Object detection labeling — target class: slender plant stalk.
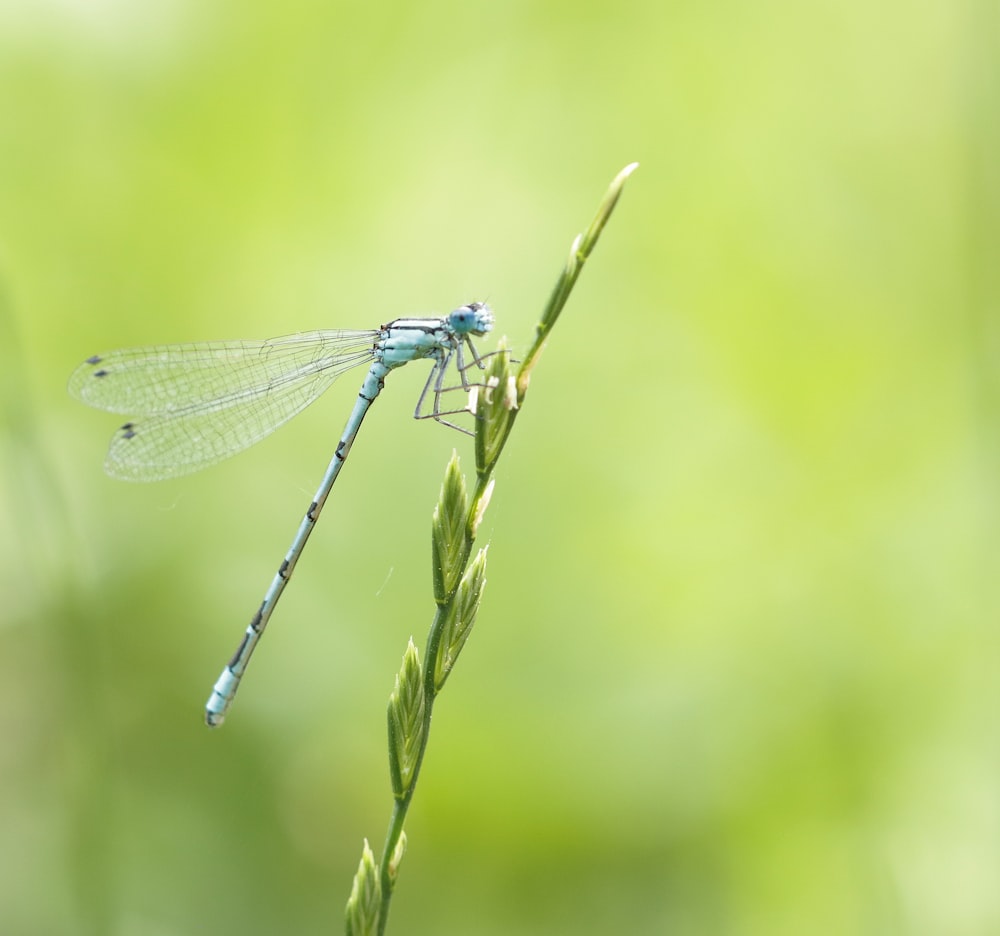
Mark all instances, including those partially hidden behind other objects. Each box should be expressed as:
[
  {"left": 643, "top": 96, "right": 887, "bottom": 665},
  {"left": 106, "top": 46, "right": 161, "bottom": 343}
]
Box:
[{"left": 344, "top": 163, "right": 638, "bottom": 936}]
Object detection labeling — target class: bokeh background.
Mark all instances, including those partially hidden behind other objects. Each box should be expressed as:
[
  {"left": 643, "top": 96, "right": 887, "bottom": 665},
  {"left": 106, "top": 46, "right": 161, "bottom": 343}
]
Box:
[{"left": 1, "top": 1, "right": 997, "bottom": 933}]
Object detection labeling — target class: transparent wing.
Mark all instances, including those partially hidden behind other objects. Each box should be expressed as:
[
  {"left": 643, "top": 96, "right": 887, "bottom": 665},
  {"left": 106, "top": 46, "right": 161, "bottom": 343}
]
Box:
[{"left": 68, "top": 330, "right": 379, "bottom": 482}]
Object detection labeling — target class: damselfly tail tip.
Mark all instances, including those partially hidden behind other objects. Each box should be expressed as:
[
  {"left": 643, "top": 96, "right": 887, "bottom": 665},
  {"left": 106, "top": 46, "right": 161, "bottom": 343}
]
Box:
[{"left": 205, "top": 709, "right": 225, "bottom": 728}]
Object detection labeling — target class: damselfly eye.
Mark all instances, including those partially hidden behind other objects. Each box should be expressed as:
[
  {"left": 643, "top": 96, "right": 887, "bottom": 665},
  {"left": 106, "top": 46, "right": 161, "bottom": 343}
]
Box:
[{"left": 449, "top": 302, "right": 492, "bottom": 336}]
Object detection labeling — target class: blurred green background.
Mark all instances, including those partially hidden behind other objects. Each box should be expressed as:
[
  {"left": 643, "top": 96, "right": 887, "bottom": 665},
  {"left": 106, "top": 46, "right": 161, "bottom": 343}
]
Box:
[{"left": 1, "top": 0, "right": 997, "bottom": 933}]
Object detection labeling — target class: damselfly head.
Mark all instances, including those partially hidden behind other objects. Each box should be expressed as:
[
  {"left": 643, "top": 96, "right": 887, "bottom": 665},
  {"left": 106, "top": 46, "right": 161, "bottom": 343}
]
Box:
[{"left": 449, "top": 302, "right": 493, "bottom": 337}]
